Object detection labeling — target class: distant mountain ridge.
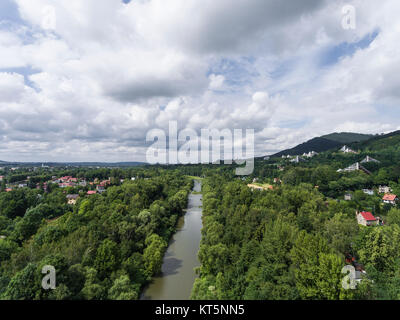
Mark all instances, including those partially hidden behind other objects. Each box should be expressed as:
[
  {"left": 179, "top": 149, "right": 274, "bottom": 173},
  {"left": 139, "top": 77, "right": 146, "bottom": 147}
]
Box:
[
  {"left": 272, "top": 132, "right": 373, "bottom": 157},
  {"left": 0, "top": 161, "right": 146, "bottom": 167},
  {"left": 321, "top": 132, "right": 373, "bottom": 144}
]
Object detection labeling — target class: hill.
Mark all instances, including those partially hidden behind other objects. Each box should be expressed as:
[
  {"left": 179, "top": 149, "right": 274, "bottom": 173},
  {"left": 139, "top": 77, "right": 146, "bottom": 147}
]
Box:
[
  {"left": 350, "top": 130, "right": 400, "bottom": 152},
  {"left": 272, "top": 132, "right": 373, "bottom": 157},
  {"left": 321, "top": 132, "right": 373, "bottom": 144}
]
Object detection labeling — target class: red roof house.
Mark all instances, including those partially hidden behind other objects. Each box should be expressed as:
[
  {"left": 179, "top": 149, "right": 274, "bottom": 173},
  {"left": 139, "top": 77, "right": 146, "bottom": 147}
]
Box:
[
  {"left": 357, "top": 211, "right": 377, "bottom": 226},
  {"left": 383, "top": 194, "right": 398, "bottom": 205},
  {"left": 87, "top": 190, "right": 97, "bottom": 195}
]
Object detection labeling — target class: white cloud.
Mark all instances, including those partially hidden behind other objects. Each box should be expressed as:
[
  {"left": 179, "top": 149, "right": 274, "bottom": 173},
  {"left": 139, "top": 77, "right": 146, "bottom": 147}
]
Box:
[
  {"left": 0, "top": 72, "right": 25, "bottom": 102},
  {"left": 208, "top": 74, "right": 225, "bottom": 90},
  {"left": 0, "top": 0, "right": 399, "bottom": 161}
]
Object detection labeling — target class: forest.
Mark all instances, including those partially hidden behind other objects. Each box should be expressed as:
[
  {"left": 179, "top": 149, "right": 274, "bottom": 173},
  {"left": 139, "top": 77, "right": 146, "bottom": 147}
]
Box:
[
  {"left": 191, "top": 175, "right": 400, "bottom": 300},
  {"left": 0, "top": 169, "right": 192, "bottom": 299},
  {"left": 190, "top": 131, "right": 400, "bottom": 300}
]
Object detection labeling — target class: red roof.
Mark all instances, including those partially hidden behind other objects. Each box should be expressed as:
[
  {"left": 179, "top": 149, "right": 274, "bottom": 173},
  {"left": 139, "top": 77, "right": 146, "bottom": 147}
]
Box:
[
  {"left": 383, "top": 194, "right": 397, "bottom": 201},
  {"left": 87, "top": 191, "right": 97, "bottom": 195},
  {"left": 360, "top": 211, "right": 376, "bottom": 221}
]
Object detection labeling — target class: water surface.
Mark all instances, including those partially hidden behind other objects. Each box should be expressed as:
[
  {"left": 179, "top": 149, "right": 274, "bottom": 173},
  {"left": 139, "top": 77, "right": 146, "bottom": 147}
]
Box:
[{"left": 141, "top": 180, "right": 202, "bottom": 300}]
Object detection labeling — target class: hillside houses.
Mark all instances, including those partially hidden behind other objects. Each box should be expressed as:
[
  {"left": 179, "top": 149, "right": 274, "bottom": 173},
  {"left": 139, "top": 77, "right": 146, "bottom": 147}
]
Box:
[
  {"left": 290, "top": 156, "right": 306, "bottom": 164},
  {"left": 361, "top": 156, "right": 380, "bottom": 164},
  {"left": 247, "top": 184, "right": 273, "bottom": 191},
  {"left": 344, "top": 193, "right": 354, "bottom": 201},
  {"left": 362, "top": 189, "right": 374, "bottom": 196},
  {"left": 379, "top": 186, "right": 392, "bottom": 194},
  {"left": 337, "top": 162, "right": 371, "bottom": 175},
  {"left": 340, "top": 145, "right": 358, "bottom": 154},
  {"left": 302, "top": 151, "right": 318, "bottom": 158},
  {"left": 356, "top": 211, "right": 383, "bottom": 226},
  {"left": 66, "top": 194, "right": 79, "bottom": 205},
  {"left": 96, "top": 185, "right": 106, "bottom": 193},
  {"left": 383, "top": 194, "right": 398, "bottom": 205}
]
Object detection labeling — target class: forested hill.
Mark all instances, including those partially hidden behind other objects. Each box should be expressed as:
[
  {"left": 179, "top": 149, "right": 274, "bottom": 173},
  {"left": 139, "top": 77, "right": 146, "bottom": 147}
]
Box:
[
  {"left": 272, "top": 132, "right": 372, "bottom": 157},
  {"left": 321, "top": 132, "right": 373, "bottom": 144},
  {"left": 349, "top": 130, "right": 400, "bottom": 152}
]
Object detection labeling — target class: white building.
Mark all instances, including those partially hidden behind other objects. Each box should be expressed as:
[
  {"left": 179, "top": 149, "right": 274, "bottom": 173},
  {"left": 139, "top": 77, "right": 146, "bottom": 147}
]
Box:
[
  {"left": 379, "top": 186, "right": 392, "bottom": 194},
  {"left": 303, "top": 151, "right": 318, "bottom": 158},
  {"left": 340, "top": 145, "right": 357, "bottom": 154},
  {"left": 361, "top": 156, "right": 380, "bottom": 164},
  {"left": 363, "top": 189, "right": 374, "bottom": 196}
]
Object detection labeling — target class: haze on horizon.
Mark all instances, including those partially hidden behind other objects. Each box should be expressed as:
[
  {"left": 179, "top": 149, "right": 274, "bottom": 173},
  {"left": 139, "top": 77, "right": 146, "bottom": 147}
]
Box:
[{"left": 0, "top": 0, "right": 399, "bottom": 163}]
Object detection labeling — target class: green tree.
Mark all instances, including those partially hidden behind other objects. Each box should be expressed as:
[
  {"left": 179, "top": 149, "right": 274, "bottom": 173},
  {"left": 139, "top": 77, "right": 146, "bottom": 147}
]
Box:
[
  {"left": 3, "top": 263, "right": 41, "bottom": 300},
  {"left": 94, "top": 239, "right": 120, "bottom": 279},
  {"left": 143, "top": 234, "right": 167, "bottom": 275},
  {"left": 108, "top": 275, "right": 138, "bottom": 300}
]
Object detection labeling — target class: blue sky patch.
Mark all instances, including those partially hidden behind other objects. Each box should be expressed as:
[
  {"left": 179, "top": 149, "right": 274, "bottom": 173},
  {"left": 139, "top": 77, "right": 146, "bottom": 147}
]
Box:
[{"left": 319, "top": 29, "right": 379, "bottom": 67}]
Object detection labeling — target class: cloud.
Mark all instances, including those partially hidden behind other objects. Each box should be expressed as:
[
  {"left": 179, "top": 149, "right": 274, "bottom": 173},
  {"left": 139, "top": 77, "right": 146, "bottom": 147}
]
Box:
[
  {"left": 0, "top": 72, "right": 26, "bottom": 101},
  {"left": 0, "top": 0, "right": 399, "bottom": 161}
]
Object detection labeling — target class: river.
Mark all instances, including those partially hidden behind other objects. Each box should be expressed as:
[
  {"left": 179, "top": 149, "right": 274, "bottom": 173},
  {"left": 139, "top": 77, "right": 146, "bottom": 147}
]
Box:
[{"left": 140, "top": 179, "right": 203, "bottom": 300}]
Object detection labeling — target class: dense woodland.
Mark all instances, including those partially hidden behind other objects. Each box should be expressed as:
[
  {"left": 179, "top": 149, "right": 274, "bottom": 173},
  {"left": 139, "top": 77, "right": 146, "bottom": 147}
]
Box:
[
  {"left": 191, "top": 131, "right": 400, "bottom": 300},
  {"left": 191, "top": 176, "right": 400, "bottom": 300},
  {"left": 0, "top": 169, "right": 192, "bottom": 299}
]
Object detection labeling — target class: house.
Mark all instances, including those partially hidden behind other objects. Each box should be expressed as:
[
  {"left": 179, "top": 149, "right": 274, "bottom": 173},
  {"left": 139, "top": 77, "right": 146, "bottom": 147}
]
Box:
[
  {"left": 303, "top": 151, "right": 318, "bottom": 158},
  {"left": 5, "top": 188, "right": 12, "bottom": 192},
  {"left": 100, "top": 180, "right": 111, "bottom": 186},
  {"left": 0, "top": 176, "right": 3, "bottom": 182},
  {"left": 60, "top": 182, "right": 76, "bottom": 188},
  {"left": 344, "top": 193, "right": 353, "bottom": 201},
  {"left": 362, "top": 189, "right": 374, "bottom": 196},
  {"left": 290, "top": 155, "right": 305, "bottom": 163},
  {"left": 66, "top": 194, "right": 79, "bottom": 205},
  {"left": 356, "top": 211, "right": 377, "bottom": 226},
  {"left": 337, "top": 162, "right": 371, "bottom": 175},
  {"left": 379, "top": 186, "right": 392, "bottom": 194},
  {"left": 247, "top": 184, "right": 273, "bottom": 191},
  {"left": 383, "top": 194, "right": 398, "bottom": 205},
  {"left": 18, "top": 183, "right": 27, "bottom": 188},
  {"left": 87, "top": 190, "right": 97, "bottom": 195},
  {"left": 361, "top": 156, "right": 380, "bottom": 164},
  {"left": 340, "top": 145, "right": 357, "bottom": 154},
  {"left": 96, "top": 185, "right": 106, "bottom": 193},
  {"left": 79, "top": 180, "right": 87, "bottom": 187}
]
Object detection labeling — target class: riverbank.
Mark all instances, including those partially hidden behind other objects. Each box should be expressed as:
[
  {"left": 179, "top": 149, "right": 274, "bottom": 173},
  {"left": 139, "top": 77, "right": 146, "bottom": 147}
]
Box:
[{"left": 140, "top": 180, "right": 203, "bottom": 300}]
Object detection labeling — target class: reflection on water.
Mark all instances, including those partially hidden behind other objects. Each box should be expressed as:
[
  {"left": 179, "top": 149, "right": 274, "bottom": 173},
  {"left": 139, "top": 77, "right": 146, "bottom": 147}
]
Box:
[{"left": 141, "top": 180, "right": 202, "bottom": 300}]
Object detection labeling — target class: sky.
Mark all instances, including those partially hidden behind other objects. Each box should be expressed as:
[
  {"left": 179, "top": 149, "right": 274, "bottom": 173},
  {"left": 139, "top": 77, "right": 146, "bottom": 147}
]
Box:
[{"left": 0, "top": 0, "right": 400, "bottom": 162}]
